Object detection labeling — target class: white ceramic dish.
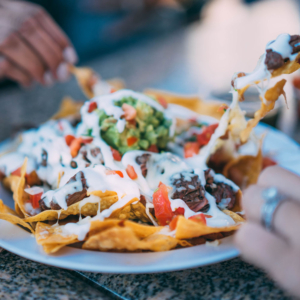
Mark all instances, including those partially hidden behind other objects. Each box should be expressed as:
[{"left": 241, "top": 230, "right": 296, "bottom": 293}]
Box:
[{"left": 0, "top": 106, "right": 299, "bottom": 273}]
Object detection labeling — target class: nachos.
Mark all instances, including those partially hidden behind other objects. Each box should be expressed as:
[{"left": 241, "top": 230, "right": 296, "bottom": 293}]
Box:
[{"left": 0, "top": 33, "right": 298, "bottom": 254}]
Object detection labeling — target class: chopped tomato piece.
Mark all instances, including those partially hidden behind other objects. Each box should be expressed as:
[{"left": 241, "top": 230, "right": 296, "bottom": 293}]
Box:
[
  {"left": 82, "top": 137, "right": 93, "bottom": 144},
  {"left": 30, "top": 193, "right": 43, "bottom": 209},
  {"left": 110, "top": 147, "right": 122, "bottom": 161},
  {"left": 127, "top": 137, "right": 138, "bottom": 146},
  {"left": 153, "top": 182, "right": 174, "bottom": 226},
  {"left": 197, "top": 124, "right": 219, "bottom": 147},
  {"left": 169, "top": 216, "right": 179, "bottom": 231},
  {"left": 262, "top": 157, "right": 277, "bottom": 170},
  {"left": 70, "top": 137, "right": 83, "bottom": 158},
  {"left": 110, "top": 88, "right": 117, "bottom": 93},
  {"left": 106, "top": 170, "right": 124, "bottom": 178},
  {"left": 58, "top": 121, "right": 64, "bottom": 131},
  {"left": 25, "top": 187, "right": 44, "bottom": 209},
  {"left": 65, "top": 134, "right": 75, "bottom": 146},
  {"left": 147, "top": 145, "right": 159, "bottom": 153},
  {"left": 189, "top": 213, "right": 207, "bottom": 225},
  {"left": 88, "top": 101, "right": 98, "bottom": 113},
  {"left": 11, "top": 167, "right": 21, "bottom": 177},
  {"left": 184, "top": 142, "right": 200, "bottom": 158},
  {"left": 157, "top": 96, "right": 168, "bottom": 109},
  {"left": 174, "top": 207, "right": 185, "bottom": 215},
  {"left": 122, "top": 103, "right": 136, "bottom": 121},
  {"left": 126, "top": 165, "right": 137, "bottom": 180}
]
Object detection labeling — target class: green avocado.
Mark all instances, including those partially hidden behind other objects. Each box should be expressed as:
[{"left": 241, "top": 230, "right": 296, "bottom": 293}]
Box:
[{"left": 96, "top": 96, "right": 171, "bottom": 154}]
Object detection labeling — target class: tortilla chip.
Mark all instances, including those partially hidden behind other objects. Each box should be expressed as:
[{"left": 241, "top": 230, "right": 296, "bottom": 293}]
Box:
[
  {"left": 0, "top": 199, "right": 34, "bottom": 233},
  {"left": 3, "top": 175, "right": 19, "bottom": 192},
  {"left": 223, "top": 148, "right": 263, "bottom": 190},
  {"left": 51, "top": 96, "right": 83, "bottom": 120},
  {"left": 223, "top": 209, "right": 245, "bottom": 223},
  {"left": 69, "top": 66, "right": 96, "bottom": 98},
  {"left": 144, "top": 89, "right": 224, "bottom": 119},
  {"left": 23, "top": 194, "right": 118, "bottom": 222},
  {"left": 271, "top": 52, "right": 300, "bottom": 78},
  {"left": 35, "top": 222, "right": 78, "bottom": 254},
  {"left": 83, "top": 226, "right": 180, "bottom": 252},
  {"left": 175, "top": 216, "right": 242, "bottom": 240},
  {"left": 240, "top": 79, "right": 286, "bottom": 143}
]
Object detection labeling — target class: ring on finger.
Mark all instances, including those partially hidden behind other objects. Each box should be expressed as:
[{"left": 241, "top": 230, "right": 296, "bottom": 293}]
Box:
[{"left": 261, "top": 187, "right": 287, "bottom": 232}]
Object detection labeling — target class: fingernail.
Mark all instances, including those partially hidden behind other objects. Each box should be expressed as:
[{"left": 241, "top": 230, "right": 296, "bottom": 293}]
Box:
[
  {"left": 56, "top": 62, "right": 70, "bottom": 82},
  {"left": 43, "top": 71, "right": 54, "bottom": 86},
  {"left": 63, "top": 47, "right": 78, "bottom": 64}
]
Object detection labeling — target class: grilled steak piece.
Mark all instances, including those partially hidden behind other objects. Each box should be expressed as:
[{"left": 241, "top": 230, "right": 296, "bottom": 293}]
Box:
[
  {"left": 39, "top": 171, "right": 89, "bottom": 211},
  {"left": 289, "top": 35, "right": 300, "bottom": 54},
  {"left": 136, "top": 153, "right": 151, "bottom": 177},
  {"left": 204, "top": 169, "right": 236, "bottom": 210},
  {"left": 265, "top": 49, "right": 285, "bottom": 70},
  {"left": 171, "top": 173, "right": 208, "bottom": 212}
]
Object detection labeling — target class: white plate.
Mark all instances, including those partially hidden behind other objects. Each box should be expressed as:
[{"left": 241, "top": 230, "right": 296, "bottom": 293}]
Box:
[{"left": 0, "top": 119, "right": 299, "bottom": 273}]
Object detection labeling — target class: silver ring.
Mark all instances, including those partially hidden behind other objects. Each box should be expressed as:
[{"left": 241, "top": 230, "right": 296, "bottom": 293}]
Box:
[{"left": 261, "top": 187, "right": 286, "bottom": 232}]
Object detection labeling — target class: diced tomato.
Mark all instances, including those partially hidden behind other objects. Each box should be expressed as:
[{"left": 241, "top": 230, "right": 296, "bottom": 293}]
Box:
[
  {"left": 169, "top": 216, "right": 179, "bottom": 231},
  {"left": 106, "top": 170, "right": 124, "bottom": 178},
  {"left": 88, "top": 101, "right": 98, "bottom": 113},
  {"left": 197, "top": 124, "right": 219, "bottom": 147},
  {"left": 58, "top": 121, "right": 64, "bottom": 131},
  {"left": 30, "top": 193, "right": 43, "bottom": 209},
  {"left": 110, "top": 147, "right": 122, "bottom": 161},
  {"left": 153, "top": 182, "right": 174, "bottom": 226},
  {"left": 147, "top": 145, "right": 159, "bottom": 153},
  {"left": 65, "top": 134, "right": 75, "bottom": 146},
  {"left": 157, "top": 96, "right": 168, "bottom": 109},
  {"left": 82, "top": 137, "right": 93, "bottom": 144},
  {"left": 11, "top": 167, "right": 21, "bottom": 176},
  {"left": 110, "top": 88, "right": 116, "bottom": 93},
  {"left": 184, "top": 142, "right": 200, "bottom": 158},
  {"left": 188, "top": 213, "right": 207, "bottom": 225},
  {"left": 262, "top": 157, "right": 277, "bottom": 170},
  {"left": 127, "top": 137, "right": 138, "bottom": 146},
  {"left": 174, "top": 207, "right": 185, "bottom": 215},
  {"left": 126, "top": 165, "right": 137, "bottom": 180},
  {"left": 70, "top": 137, "right": 83, "bottom": 158}
]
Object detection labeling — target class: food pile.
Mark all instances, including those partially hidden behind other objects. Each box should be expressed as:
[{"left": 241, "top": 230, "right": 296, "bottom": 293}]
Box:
[{"left": 0, "top": 33, "right": 299, "bottom": 254}]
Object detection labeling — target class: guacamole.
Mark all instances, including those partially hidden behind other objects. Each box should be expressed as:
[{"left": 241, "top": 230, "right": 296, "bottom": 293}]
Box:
[{"left": 97, "top": 96, "right": 172, "bottom": 154}]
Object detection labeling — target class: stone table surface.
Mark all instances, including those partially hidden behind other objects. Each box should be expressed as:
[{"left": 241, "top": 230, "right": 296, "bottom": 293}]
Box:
[{"left": 0, "top": 27, "right": 299, "bottom": 300}]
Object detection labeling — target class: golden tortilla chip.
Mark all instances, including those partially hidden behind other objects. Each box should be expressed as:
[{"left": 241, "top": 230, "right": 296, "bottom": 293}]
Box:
[
  {"left": 144, "top": 89, "right": 224, "bottom": 120},
  {"left": 240, "top": 79, "right": 286, "bottom": 142},
  {"left": 175, "top": 216, "right": 243, "bottom": 240},
  {"left": 3, "top": 175, "right": 19, "bottom": 192},
  {"left": 0, "top": 199, "right": 34, "bottom": 233},
  {"left": 83, "top": 226, "right": 180, "bottom": 252},
  {"left": 70, "top": 66, "right": 125, "bottom": 99},
  {"left": 51, "top": 96, "right": 83, "bottom": 120},
  {"left": 35, "top": 222, "right": 78, "bottom": 254},
  {"left": 223, "top": 148, "right": 263, "bottom": 190}
]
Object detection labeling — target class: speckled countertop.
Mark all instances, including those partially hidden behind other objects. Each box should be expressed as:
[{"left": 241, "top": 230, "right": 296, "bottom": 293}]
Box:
[{"left": 0, "top": 27, "right": 299, "bottom": 300}]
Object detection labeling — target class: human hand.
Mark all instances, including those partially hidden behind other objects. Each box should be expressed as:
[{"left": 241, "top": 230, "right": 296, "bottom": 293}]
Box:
[
  {"left": 0, "top": 0, "right": 77, "bottom": 87},
  {"left": 235, "top": 165, "right": 300, "bottom": 297}
]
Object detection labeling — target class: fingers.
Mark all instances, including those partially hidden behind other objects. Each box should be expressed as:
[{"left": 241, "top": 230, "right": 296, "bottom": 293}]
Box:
[
  {"left": 243, "top": 184, "right": 300, "bottom": 248},
  {"left": 35, "top": 9, "right": 77, "bottom": 64},
  {"left": 235, "top": 222, "right": 288, "bottom": 271},
  {"left": 235, "top": 222, "right": 300, "bottom": 297},
  {"left": 19, "top": 18, "right": 63, "bottom": 78},
  {"left": 258, "top": 166, "right": 300, "bottom": 203},
  {"left": 0, "top": 32, "right": 45, "bottom": 84},
  {"left": 0, "top": 57, "right": 31, "bottom": 87}
]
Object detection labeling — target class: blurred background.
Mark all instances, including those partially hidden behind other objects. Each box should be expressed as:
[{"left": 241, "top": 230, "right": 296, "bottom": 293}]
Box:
[{"left": 1, "top": 0, "right": 300, "bottom": 143}]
